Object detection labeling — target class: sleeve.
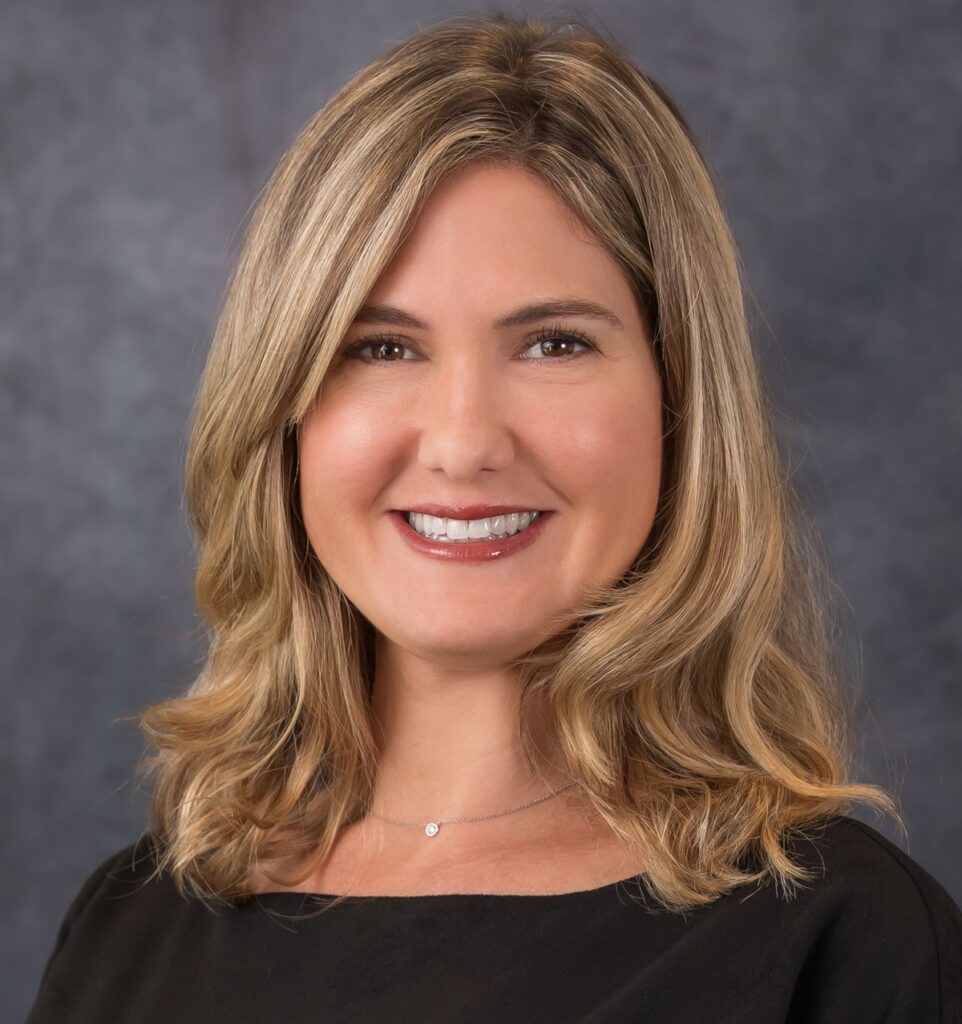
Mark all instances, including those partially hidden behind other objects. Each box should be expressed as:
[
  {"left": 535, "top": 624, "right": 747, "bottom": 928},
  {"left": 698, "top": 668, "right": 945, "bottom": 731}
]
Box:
[
  {"left": 787, "top": 819, "right": 962, "bottom": 1023},
  {"left": 25, "top": 839, "right": 146, "bottom": 1023},
  {"left": 881, "top": 835, "right": 962, "bottom": 1024}
]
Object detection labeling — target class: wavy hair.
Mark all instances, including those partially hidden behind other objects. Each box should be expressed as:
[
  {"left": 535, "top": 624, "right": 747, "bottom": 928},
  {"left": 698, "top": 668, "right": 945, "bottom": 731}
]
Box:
[{"left": 135, "top": 11, "right": 900, "bottom": 912}]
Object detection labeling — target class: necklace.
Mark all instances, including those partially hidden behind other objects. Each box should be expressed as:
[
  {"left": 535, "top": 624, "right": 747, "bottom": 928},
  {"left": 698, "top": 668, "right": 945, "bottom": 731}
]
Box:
[{"left": 364, "top": 781, "right": 579, "bottom": 837}]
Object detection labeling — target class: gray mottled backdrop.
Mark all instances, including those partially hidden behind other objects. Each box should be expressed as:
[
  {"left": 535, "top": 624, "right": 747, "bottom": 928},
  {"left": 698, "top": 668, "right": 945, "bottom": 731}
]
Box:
[{"left": 3, "top": 0, "right": 960, "bottom": 1018}]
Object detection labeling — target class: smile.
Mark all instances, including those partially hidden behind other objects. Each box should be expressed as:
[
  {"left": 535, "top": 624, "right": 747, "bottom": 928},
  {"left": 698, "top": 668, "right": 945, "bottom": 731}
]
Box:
[
  {"left": 406, "top": 510, "right": 543, "bottom": 543},
  {"left": 389, "top": 509, "right": 554, "bottom": 562}
]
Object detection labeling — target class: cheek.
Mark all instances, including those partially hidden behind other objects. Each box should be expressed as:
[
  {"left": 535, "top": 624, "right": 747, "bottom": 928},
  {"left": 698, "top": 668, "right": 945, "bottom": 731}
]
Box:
[
  {"left": 551, "top": 389, "right": 662, "bottom": 503},
  {"left": 297, "top": 396, "right": 394, "bottom": 533}
]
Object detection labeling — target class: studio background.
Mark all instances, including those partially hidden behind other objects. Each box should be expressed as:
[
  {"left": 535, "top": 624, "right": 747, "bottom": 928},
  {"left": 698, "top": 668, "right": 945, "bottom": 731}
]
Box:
[{"left": 3, "top": 1, "right": 959, "bottom": 1019}]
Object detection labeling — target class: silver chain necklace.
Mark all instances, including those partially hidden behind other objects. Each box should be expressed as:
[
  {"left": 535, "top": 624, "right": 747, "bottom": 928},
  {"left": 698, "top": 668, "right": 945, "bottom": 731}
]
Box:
[{"left": 364, "top": 781, "right": 578, "bottom": 837}]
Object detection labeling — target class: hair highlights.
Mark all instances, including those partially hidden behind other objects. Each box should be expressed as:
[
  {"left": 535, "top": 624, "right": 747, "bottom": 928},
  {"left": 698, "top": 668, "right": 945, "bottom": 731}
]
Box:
[{"left": 135, "top": 12, "right": 899, "bottom": 913}]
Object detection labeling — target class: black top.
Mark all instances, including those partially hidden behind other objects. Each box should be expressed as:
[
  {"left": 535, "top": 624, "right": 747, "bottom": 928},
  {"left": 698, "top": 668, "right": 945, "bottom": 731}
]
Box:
[{"left": 26, "top": 814, "right": 962, "bottom": 1023}]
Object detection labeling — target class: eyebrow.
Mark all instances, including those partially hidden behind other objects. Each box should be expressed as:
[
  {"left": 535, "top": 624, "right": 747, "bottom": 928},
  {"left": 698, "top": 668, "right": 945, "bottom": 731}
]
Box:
[{"left": 351, "top": 298, "right": 626, "bottom": 331}]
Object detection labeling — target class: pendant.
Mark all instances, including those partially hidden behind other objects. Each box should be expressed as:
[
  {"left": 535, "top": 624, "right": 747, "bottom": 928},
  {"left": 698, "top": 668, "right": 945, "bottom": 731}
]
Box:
[{"left": 425, "top": 822, "right": 440, "bottom": 837}]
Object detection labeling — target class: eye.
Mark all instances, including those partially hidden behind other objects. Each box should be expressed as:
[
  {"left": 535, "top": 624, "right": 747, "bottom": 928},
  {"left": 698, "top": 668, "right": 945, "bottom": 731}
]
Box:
[
  {"left": 342, "top": 335, "right": 419, "bottom": 363},
  {"left": 341, "top": 323, "right": 598, "bottom": 365},
  {"left": 519, "top": 325, "right": 596, "bottom": 363}
]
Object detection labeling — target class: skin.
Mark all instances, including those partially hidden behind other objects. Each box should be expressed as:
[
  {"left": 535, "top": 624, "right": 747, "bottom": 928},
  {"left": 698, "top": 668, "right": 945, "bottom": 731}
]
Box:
[{"left": 292, "top": 163, "right": 663, "bottom": 894}]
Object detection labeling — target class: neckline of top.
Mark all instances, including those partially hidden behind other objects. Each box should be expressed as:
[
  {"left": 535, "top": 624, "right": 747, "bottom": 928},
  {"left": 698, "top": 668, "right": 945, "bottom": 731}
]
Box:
[{"left": 245, "top": 871, "right": 650, "bottom": 903}]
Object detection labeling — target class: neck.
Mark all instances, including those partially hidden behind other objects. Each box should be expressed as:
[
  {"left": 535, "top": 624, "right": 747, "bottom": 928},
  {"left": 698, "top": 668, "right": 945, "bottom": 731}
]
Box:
[{"left": 365, "top": 638, "right": 573, "bottom": 824}]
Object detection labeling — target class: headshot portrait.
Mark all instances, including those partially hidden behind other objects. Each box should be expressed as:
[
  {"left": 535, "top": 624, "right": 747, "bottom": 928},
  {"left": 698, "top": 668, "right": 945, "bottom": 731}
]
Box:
[{"left": 8, "top": 6, "right": 961, "bottom": 1022}]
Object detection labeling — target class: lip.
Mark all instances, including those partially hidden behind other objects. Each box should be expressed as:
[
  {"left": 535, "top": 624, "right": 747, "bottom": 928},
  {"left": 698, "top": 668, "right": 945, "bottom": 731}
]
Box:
[
  {"left": 389, "top": 509, "right": 554, "bottom": 562},
  {"left": 394, "top": 504, "right": 549, "bottom": 520}
]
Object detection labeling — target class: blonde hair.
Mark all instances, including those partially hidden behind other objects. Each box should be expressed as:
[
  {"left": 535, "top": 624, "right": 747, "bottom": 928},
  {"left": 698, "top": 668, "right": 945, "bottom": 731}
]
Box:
[{"left": 136, "top": 11, "right": 899, "bottom": 912}]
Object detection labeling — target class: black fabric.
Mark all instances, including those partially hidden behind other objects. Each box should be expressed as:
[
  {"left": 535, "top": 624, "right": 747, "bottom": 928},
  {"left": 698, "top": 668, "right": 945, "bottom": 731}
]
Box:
[{"left": 26, "top": 814, "right": 962, "bottom": 1023}]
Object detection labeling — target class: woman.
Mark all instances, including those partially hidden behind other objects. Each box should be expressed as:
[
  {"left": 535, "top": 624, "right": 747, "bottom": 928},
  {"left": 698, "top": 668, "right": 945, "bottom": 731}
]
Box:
[{"left": 27, "top": 12, "right": 961, "bottom": 1023}]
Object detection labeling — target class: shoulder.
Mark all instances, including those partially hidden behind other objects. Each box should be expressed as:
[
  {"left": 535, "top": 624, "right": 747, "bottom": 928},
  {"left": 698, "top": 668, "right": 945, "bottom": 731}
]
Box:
[
  {"left": 43, "top": 834, "right": 170, "bottom": 949},
  {"left": 28, "top": 835, "right": 242, "bottom": 1022},
  {"left": 73, "top": 831, "right": 168, "bottom": 902},
  {"left": 785, "top": 814, "right": 961, "bottom": 929},
  {"left": 50, "top": 835, "right": 159, "bottom": 939},
  {"left": 35, "top": 833, "right": 194, "bottom": 983},
  {"left": 764, "top": 814, "right": 962, "bottom": 1021}
]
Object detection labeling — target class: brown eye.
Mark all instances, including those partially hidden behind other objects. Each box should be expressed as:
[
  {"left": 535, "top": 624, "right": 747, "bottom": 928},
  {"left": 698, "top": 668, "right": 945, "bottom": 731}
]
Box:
[
  {"left": 520, "top": 326, "right": 596, "bottom": 362},
  {"left": 344, "top": 335, "right": 418, "bottom": 362},
  {"left": 342, "top": 325, "right": 597, "bottom": 366}
]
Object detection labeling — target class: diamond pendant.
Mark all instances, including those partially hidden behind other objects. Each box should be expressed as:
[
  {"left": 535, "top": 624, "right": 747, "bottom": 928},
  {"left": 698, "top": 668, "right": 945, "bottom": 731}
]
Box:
[{"left": 425, "top": 822, "right": 440, "bottom": 837}]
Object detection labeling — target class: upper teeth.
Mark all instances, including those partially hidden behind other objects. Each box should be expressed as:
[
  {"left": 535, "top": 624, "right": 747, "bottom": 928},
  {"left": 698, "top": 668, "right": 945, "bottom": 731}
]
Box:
[{"left": 407, "top": 510, "right": 541, "bottom": 541}]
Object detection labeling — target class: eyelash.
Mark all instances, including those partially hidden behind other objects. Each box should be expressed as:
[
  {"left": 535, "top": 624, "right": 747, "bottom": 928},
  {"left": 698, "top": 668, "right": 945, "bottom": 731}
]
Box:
[{"left": 341, "top": 321, "right": 597, "bottom": 366}]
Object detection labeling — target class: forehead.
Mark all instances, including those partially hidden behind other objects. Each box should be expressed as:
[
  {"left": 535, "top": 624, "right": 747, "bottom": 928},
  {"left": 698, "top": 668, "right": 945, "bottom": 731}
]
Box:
[{"left": 361, "top": 164, "right": 635, "bottom": 324}]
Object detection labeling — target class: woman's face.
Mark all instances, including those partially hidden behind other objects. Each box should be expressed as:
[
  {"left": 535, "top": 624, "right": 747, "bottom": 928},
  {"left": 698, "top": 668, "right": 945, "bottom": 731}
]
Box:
[{"left": 298, "top": 163, "right": 662, "bottom": 666}]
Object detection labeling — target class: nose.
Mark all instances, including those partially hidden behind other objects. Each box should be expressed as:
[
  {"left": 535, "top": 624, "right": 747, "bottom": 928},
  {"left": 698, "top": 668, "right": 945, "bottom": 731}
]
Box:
[{"left": 414, "top": 351, "right": 516, "bottom": 480}]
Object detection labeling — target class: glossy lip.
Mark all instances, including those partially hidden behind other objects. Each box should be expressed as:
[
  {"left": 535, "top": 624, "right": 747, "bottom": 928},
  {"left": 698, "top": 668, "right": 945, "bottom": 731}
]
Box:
[
  {"left": 389, "top": 509, "right": 554, "bottom": 562},
  {"left": 396, "top": 504, "right": 548, "bottom": 520}
]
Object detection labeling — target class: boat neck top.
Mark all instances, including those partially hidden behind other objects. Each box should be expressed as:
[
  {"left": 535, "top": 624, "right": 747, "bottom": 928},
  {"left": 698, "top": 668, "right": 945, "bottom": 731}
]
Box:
[
  {"left": 26, "top": 814, "right": 962, "bottom": 1023},
  {"left": 245, "top": 868, "right": 649, "bottom": 903}
]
